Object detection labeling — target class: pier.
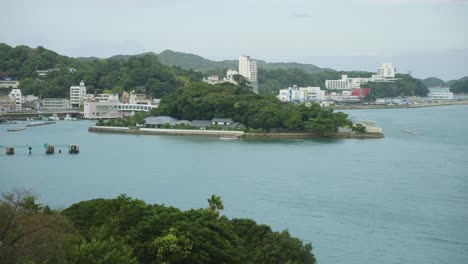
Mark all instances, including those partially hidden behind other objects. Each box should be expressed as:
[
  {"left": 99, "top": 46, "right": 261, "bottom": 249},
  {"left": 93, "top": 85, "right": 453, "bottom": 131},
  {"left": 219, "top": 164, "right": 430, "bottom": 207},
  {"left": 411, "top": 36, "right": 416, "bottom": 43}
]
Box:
[{"left": 0, "top": 144, "right": 79, "bottom": 155}]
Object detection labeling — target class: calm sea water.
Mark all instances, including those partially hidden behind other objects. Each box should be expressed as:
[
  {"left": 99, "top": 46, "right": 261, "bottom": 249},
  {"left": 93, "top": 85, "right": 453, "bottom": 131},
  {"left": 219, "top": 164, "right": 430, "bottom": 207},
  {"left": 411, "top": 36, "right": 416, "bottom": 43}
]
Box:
[{"left": 1, "top": 105, "right": 468, "bottom": 264}]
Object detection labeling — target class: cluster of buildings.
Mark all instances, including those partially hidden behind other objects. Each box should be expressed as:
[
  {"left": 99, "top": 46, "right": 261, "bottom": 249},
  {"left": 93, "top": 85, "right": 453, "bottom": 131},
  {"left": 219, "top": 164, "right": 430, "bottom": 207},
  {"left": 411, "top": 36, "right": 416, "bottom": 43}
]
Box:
[
  {"left": 203, "top": 55, "right": 259, "bottom": 93},
  {"left": 325, "top": 63, "right": 397, "bottom": 90},
  {"left": 0, "top": 80, "right": 159, "bottom": 118},
  {"left": 277, "top": 85, "right": 371, "bottom": 105},
  {"left": 277, "top": 63, "right": 397, "bottom": 104}
]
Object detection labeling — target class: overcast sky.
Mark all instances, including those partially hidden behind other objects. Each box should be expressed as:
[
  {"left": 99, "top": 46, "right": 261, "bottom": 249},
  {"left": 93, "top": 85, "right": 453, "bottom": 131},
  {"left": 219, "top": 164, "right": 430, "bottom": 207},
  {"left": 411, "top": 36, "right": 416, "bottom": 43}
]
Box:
[{"left": 1, "top": 0, "right": 467, "bottom": 80}]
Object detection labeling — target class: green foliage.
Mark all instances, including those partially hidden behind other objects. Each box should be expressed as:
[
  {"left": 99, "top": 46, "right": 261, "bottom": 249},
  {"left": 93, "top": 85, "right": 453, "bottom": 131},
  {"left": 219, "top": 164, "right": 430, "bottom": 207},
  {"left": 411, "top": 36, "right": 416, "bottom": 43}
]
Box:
[
  {"left": 362, "top": 74, "right": 429, "bottom": 98},
  {"left": 96, "top": 112, "right": 147, "bottom": 127},
  {"left": 157, "top": 49, "right": 326, "bottom": 75},
  {"left": 352, "top": 123, "right": 366, "bottom": 133},
  {"left": 421, "top": 77, "right": 446, "bottom": 88},
  {"left": 0, "top": 189, "right": 74, "bottom": 264},
  {"left": 61, "top": 195, "right": 316, "bottom": 264},
  {"left": 157, "top": 82, "right": 352, "bottom": 135},
  {"left": 207, "top": 194, "right": 224, "bottom": 215},
  {"left": 231, "top": 218, "right": 316, "bottom": 264},
  {"left": 0, "top": 43, "right": 202, "bottom": 98},
  {"left": 450, "top": 78, "right": 468, "bottom": 93}
]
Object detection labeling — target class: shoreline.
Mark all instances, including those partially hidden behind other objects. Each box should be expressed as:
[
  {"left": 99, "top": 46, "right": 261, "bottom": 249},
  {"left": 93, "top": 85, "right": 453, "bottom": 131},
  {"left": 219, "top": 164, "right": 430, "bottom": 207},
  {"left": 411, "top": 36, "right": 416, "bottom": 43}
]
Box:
[
  {"left": 88, "top": 126, "right": 384, "bottom": 139},
  {"left": 333, "top": 100, "right": 468, "bottom": 110}
]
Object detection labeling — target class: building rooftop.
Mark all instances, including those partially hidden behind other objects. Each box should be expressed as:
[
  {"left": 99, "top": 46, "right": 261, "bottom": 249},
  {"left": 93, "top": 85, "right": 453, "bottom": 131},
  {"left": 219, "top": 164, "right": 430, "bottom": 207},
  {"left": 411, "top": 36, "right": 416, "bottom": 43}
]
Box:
[{"left": 144, "top": 116, "right": 180, "bottom": 126}]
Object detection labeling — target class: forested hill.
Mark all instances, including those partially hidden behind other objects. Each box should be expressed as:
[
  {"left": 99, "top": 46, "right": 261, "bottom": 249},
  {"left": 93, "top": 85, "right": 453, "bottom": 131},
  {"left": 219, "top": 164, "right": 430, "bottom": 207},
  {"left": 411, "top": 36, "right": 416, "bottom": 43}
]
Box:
[
  {"left": 449, "top": 77, "right": 468, "bottom": 93},
  {"left": 1, "top": 190, "right": 317, "bottom": 264},
  {"left": 421, "top": 77, "right": 446, "bottom": 88},
  {"left": 86, "top": 49, "right": 330, "bottom": 74},
  {"left": 0, "top": 43, "right": 202, "bottom": 98}
]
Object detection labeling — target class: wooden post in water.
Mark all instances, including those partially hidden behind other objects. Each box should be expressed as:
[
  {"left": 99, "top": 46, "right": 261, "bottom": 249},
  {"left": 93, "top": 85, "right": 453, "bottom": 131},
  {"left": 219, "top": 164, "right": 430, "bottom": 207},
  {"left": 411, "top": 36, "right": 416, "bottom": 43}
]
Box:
[
  {"left": 45, "top": 145, "right": 55, "bottom": 154},
  {"left": 6, "top": 147, "right": 14, "bottom": 155},
  {"left": 69, "top": 144, "right": 79, "bottom": 154}
]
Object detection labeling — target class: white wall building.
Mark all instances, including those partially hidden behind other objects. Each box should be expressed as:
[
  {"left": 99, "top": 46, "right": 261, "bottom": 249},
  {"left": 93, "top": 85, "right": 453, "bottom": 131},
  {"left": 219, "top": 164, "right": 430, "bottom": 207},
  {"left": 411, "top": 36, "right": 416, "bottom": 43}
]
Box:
[
  {"left": 70, "top": 80, "right": 86, "bottom": 108},
  {"left": 84, "top": 101, "right": 123, "bottom": 119},
  {"left": 428, "top": 87, "right": 454, "bottom": 100},
  {"left": 239, "top": 55, "right": 258, "bottom": 93},
  {"left": 42, "top": 98, "right": 70, "bottom": 110},
  {"left": 226, "top": 69, "right": 238, "bottom": 82},
  {"left": 325, "top": 63, "right": 397, "bottom": 90},
  {"left": 277, "top": 86, "right": 325, "bottom": 103},
  {"left": 9, "top": 89, "right": 22, "bottom": 109},
  {"left": 0, "top": 77, "right": 19, "bottom": 89},
  {"left": 325, "top": 75, "right": 372, "bottom": 90}
]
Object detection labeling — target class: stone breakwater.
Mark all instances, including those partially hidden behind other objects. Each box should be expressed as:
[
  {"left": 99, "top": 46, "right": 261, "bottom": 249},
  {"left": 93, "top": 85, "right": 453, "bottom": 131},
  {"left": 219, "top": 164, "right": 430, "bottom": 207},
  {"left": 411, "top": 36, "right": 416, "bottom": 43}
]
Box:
[{"left": 89, "top": 126, "right": 384, "bottom": 139}]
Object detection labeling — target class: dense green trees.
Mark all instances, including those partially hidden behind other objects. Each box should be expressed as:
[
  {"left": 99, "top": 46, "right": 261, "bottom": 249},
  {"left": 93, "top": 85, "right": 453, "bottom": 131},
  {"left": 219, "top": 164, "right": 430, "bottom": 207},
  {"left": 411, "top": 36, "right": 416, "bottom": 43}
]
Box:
[
  {"left": 362, "top": 74, "right": 429, "bottom": 99},
  {"left": 0, "top": 43, "right": 202, "bottom": 98},
  {"left": 156, "top": 82, "right": 352, "bottom": 135},
  {"left": 450, "top": 78, "right": 468, "bottom": 93},
  {"left": 1, "top": 190, "right": 317, "bottom": 264}
]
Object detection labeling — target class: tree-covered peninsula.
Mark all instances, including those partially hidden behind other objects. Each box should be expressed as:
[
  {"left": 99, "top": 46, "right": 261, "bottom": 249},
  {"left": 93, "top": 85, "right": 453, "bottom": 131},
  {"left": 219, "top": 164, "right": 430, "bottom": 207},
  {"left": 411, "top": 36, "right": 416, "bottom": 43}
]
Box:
[
  {"left": 0, "top": 190, "right": 316, "bottom": 264},
  {"left": 152, "top": 82, "right": 353, "bottom": 135}
]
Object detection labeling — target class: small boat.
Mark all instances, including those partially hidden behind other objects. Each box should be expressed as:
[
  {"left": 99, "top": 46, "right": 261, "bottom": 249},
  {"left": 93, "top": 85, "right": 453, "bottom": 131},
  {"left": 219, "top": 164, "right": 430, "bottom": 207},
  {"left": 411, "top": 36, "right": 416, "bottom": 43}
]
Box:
[
  {"left": 401, "top": 130, "right": 423, "bottom": 135},
  {"left": 7, "top": 127, "right": 26, "bottom": 132},
  {"left": 220, "top": 135, "right": 238, "bottom": 140},
  {"left": 64, "top": 114, "right": 77, "bottom": 121},
  {"left": 294, "top": 139, "right": 304, "bottom": 142}
]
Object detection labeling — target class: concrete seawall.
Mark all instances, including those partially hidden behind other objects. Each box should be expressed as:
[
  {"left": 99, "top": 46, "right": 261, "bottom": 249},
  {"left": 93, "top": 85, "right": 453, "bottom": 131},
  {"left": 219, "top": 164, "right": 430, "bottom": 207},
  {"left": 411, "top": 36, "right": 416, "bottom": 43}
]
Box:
[{"left": 89, "top": 126, "right": 383, "bottom": 139}]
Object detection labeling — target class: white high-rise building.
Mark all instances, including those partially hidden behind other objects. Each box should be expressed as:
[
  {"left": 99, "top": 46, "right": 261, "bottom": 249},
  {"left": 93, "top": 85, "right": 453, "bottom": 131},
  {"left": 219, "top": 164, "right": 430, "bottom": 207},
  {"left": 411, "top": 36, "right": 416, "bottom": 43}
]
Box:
[
  {"left": 9, "top": 88, "right": 22, "bottom": 109},
  {"left": 70, "top": 80, "right": 86, "bottom": 108},
  {"left": 239, "top": 55, "right": 258, "bottom": 93}
]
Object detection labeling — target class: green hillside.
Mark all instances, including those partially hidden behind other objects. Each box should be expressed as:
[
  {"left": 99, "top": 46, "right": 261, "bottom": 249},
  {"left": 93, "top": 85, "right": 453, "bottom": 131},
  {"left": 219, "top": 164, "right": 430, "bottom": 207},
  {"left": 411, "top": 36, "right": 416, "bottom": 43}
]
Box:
[
  {"left": 421, "top": 77, "right": 445, "bottom": 88},
  {"left": 0, "top": 43, "right": 202, "bottom": 98},
  {"left": 157, "top": 49, "right": 328, "bottom": 74},
  {"left": 449, "top": 77, "right": 468, "bottom": 93}
]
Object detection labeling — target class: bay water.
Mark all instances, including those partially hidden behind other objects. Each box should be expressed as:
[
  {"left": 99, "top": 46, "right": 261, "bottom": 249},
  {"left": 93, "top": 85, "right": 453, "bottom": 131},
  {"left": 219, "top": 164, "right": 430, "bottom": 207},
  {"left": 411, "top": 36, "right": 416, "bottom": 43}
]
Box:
[{"left": 1, "top": 105, "right": 468, "bottom": 264}]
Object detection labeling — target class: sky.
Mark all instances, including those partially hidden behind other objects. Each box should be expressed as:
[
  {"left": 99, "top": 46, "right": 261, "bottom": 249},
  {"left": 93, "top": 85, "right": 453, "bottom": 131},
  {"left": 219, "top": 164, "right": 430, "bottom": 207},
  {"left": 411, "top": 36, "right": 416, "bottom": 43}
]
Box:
[{"left": 1, "top": 0, "right": 467, "bottom": 80}]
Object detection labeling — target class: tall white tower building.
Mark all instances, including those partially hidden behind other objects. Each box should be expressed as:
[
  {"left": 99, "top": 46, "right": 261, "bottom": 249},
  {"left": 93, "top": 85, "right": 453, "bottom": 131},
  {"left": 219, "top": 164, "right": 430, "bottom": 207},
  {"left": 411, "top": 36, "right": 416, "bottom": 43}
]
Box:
[
  {"left": 70, "top": 80, "right": 86, "bottom": 108},
  {"left": 9, "top": 88, "right": 22, "bottom": 109},
  {"left": 239, "top": 55, "right": 258, "bottom": 93}
]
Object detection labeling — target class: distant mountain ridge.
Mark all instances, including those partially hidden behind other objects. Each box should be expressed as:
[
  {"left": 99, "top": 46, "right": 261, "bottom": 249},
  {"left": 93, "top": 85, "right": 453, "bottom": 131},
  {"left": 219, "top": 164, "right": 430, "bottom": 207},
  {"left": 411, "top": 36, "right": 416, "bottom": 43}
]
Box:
[
  {"left": 76, "top": 49, "right": 332, "bottom": 74},
  {"left": 159, "top": 49, "right": 332, "bottom": 73}
]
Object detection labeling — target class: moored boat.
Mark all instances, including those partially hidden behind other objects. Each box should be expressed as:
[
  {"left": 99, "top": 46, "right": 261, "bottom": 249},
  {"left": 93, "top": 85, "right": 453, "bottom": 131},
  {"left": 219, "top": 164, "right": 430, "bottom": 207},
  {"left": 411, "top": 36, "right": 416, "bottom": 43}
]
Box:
[
  {"left": 220, "top": 135, "right": 238, "bottom": 140},
  {"left": 7, "top": 127, "right": 26, "bottom": 132}
]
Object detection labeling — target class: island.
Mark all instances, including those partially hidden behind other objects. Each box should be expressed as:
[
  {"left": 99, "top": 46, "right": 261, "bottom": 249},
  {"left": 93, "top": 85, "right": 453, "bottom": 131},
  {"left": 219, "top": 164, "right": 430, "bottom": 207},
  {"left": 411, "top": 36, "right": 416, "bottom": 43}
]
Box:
[{"left": 89, "top": 82, "right": 384, "bottom": 139}]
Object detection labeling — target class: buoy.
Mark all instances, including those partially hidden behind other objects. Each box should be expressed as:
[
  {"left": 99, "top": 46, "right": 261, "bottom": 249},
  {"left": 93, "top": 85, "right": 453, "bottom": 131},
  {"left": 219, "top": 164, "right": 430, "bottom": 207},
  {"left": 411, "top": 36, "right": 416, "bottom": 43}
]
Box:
[
  {"left": 6, "top": 147, "right": 14, "bottom": 155},
  {"left": 28, "top": 146, "right": 32, "bottom": 154},
  {"left": 69, "top": 144, "right": 79, "bottom": 154},
  {"left": 45, "top": 145, "right": 54, "bottom": 154}
]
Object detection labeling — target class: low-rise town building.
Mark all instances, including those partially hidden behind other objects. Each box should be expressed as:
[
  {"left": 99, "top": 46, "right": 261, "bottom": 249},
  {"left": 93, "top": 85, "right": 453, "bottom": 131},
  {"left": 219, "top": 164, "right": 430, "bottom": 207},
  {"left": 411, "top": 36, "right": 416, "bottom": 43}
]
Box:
[
  {"left": 42, "top": 98, "right": 70, "bottom": 110},
  {"left": 428, "top": 87, "right": 454, "bottom": 100},
  {"left": 325, "top": 63, "right": 397, "bottom": 90},
  {"left": 0, "top": 77, "right": 19, "bottom": 89},
  {"left": 278, "top": 86, "right": 325, "bottom": 103}
]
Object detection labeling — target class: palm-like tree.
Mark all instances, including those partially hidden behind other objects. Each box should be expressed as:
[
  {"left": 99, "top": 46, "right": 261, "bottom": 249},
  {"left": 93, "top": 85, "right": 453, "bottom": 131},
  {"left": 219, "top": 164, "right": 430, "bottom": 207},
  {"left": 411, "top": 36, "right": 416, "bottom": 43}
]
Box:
[{"left": 207, "top": 195, "right": 224, "bottom": 215}]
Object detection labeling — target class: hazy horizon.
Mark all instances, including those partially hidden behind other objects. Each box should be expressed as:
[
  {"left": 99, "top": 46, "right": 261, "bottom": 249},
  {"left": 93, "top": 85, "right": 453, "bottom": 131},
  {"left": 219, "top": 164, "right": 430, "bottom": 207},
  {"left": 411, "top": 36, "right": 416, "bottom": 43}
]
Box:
[{"left": 1, "top": 0, "right": 467, "bottom": 80}]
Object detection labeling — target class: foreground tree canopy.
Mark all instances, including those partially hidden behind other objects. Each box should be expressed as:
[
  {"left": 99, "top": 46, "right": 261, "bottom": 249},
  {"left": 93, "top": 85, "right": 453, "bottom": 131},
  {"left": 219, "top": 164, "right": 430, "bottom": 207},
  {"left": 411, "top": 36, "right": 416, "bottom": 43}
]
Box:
[
  {"left": 154, "top": 82, "right": 352, "bottom": 135},
  {"left": 0, "top": 190, "right": 316, "bottom": 264}
]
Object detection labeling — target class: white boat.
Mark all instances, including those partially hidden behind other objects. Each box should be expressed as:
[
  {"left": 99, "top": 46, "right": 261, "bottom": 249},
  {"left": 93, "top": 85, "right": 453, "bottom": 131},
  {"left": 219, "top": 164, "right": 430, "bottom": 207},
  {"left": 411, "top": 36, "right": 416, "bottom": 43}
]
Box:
[
  {"left": 50, "top": 114, "right": 60, "bottom": 121},
  {"left": 220, "top": 135, "right": 238, "bottom": 140},
  {"left": 64, "top": 114, "right": 76, "bottom": 121}
]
